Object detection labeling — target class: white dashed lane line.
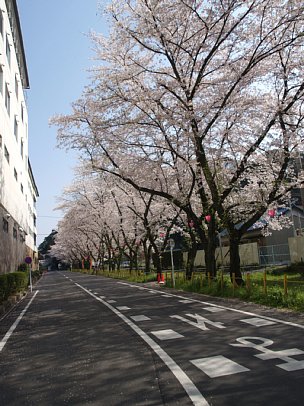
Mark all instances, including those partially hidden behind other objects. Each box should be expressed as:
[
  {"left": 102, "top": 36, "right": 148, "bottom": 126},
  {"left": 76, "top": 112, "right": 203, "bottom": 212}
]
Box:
[
  {"left": 74, "top": 281, "right": 209, "bottom": 406},
  {"left": 117, "top": 282, "right": 304, "bottom": 330}
]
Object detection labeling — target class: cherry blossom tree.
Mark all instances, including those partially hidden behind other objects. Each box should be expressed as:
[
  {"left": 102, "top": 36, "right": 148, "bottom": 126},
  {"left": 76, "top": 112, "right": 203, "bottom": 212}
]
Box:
[
  {"left": 52, "top": 0, "right": 304, "bottom": 282},
  {"left": 52, "top": 167, "right": 189, "bottom": 274}
]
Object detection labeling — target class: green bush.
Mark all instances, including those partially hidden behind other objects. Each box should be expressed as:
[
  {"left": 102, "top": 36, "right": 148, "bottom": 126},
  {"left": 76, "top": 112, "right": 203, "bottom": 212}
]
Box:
[
  {"left": 0, "top": 274, "right": 8, "bottom": 302},
  {"left": 15, "top": 272, "right": 29, "bottom": 291},
  {"left": 6, "top": 273, "right": 17, "bottom": 294},
  {"left": 0, "top": 271, "right": 30, "bottom": 304}
]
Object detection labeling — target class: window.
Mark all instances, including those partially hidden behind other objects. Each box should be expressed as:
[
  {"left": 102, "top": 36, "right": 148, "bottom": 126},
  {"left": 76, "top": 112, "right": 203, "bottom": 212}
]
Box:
[
  {"left": 15, "top": 75, "right": 19, "bottom": 100},
  {"left": 34, "top": 233, "right": 37, "bottom": 246},
  {"left": 33, "top": 214, "right": 36, "bottom": 227},
  {"left": 20, "top": 139, "right": 24, "bottom": 158},
  {"left": 14, "top": 167, "right": 17, "bottom": 180},
  {"left": 4, "top": 145, "right": 9, "bottom": 163},
  {"left": 5, "top": 84, "right": 10, "bottom": 115},
  {"left": 21, "top": 104, "right": 24, "bottom": 122},
  {"left": 3, "top": 218, "right": 8, "bottom": 233},
  {"left": 6, "top": 35, "right": 11, "bottom": 66},
  {"left": 15, "top": 75, "right": 18, "bottom": 99},
  {"left": 20, "top": 183, "right": 23, "bottom": 193},
  {"left": 0, "top": 66, "right": 3, "bottom": 96},
  {"left": 14, "top": 115, "right": 18, "bottom": 140},
  {"left": 13, "top": 227, "right": 17, "bottom": 239}
]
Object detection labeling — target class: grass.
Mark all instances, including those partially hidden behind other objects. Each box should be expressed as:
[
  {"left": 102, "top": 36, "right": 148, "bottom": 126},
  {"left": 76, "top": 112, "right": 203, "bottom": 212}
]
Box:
[
  {"left": 71, "top": 266, "right": 304, "bottom": 313},
  {"left": 163, "top": 269, "right": 304, "bottom": 312}
]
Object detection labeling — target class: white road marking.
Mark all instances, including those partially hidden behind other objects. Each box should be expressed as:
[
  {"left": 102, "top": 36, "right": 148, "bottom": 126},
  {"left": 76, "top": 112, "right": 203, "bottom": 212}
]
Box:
[
  {"left": 151, "top": 329, "right": 184, "bottom": 340},
  {"left": 231, "top": 336, "right": 304, "bottom": 372},
  {"left": 130, "top": 315, "right": 151, "bottom": 322},
  {"left": 0, "top": 291, "right": 39, "bottom": 352},
  {"left": 107, "top": 300, "right": 116, "bottom": 303},
  {"left": 171, "top": 314, "right": 226, "bottom": 331},
  {"left": 122, "top": 284, "right": 304, "bottom": 330},
  {"left": 191, "top": 355, "right": 249, "bottom": 378},
  {"left": 67, "top": 276, "right": 304, "bottom": 330},
  {"left": 116, "top": 306, "right": 131, "bottom": 311},
  {"left": 179, "top": 300, "right": 194, "bottom": 304},
  {"left": 278, "top": 359, "right": 304, "bottom": 371},
  {"left": 202, "top": 306, "right": 225, "bottom": 313},
  {"left": 240, "top": 318, "right": 276, "bottom": 327},
  {"left": 74, "top": 282, "right": 209, "bottom": 406}
]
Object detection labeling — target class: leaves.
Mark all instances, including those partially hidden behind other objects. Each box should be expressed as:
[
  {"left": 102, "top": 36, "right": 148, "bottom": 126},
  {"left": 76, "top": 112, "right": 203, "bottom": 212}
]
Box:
[{"left": 51, "top": 0, "right": 304, "bottom": 265}]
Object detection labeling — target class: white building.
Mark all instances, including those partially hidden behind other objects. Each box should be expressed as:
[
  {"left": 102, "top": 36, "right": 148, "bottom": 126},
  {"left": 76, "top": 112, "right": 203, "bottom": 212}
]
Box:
[{"left": 0, "top": 0, "right": 39, "bottom": 273}]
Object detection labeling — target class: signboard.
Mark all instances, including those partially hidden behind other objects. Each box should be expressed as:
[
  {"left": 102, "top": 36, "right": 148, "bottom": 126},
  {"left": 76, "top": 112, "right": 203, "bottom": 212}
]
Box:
[{"left": 25, "top": 256, "right": 32, "bottom": 264}]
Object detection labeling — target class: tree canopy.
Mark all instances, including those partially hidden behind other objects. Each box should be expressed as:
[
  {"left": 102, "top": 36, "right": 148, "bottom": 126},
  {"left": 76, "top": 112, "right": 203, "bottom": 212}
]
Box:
[{"left": 52, "top": 0, "right": 304, "bottom": 279}]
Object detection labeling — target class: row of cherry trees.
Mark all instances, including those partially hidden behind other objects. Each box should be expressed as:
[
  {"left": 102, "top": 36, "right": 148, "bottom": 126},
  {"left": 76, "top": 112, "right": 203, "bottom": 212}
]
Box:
[
  {"left": 50, "top": 170, "right": 197, "bottom": 275},
  {"left": 51, "top": 0, "right": 304, "bottom": 283}
]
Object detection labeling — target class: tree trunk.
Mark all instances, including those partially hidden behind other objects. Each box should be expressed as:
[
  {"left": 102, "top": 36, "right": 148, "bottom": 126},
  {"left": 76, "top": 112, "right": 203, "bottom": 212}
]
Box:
[
  {"left": 229, "top": 233, "right": 244, "bottom": 285},
  {"left": 195, "top": 217, "right": 217, "bottom": 278},
  {"left": 143, "top": 242, "right": 152, "bottom": 273},
  {"left": 204, "top": 239, "right": 217, "bottom": 278},
  {"left": 205, "top": 220, "right": 217, "bottom": 278},
  {"left": 185, "top": 231, "right": 197, "bottom": 280}
]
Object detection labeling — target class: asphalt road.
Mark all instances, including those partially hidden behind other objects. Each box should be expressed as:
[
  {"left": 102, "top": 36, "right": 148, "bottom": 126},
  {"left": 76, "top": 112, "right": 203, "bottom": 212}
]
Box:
[{"left": 0, "top": 271, "right": 304, "bottom": 406}]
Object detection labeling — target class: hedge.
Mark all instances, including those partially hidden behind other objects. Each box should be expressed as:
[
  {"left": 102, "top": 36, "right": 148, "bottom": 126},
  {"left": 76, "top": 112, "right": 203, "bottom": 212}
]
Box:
[{"left": 0, "top": 272, "right": 29, "bottom": 303}]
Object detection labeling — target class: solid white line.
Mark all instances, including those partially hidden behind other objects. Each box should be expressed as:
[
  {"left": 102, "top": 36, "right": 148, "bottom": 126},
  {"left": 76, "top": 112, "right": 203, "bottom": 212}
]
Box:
[
  {"left": 74, "top": 282, "right": 209, "bottom": 406},
  {"left": 0, "top": 290, "right": 39, "bottom": 352},
  {"left": 119, "top": 282, "right": 304, "bottom": 330}
]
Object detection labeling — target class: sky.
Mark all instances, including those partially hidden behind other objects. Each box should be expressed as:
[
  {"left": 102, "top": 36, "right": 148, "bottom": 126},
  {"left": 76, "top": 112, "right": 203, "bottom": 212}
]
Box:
[{"left": 17, "top": 1, "right": 107, "bottom": 246}]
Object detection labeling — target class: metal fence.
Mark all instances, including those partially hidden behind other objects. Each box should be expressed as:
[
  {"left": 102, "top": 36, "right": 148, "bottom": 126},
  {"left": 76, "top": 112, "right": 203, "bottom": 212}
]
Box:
[{"left": 258, "top": 244, "right": 291, "bottom": 266}]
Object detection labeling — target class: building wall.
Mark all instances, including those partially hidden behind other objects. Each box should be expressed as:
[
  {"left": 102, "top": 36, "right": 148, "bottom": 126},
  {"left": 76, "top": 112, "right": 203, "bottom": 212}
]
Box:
[{"left": 0, "top": 0, "right": 38, "bottom": 273}]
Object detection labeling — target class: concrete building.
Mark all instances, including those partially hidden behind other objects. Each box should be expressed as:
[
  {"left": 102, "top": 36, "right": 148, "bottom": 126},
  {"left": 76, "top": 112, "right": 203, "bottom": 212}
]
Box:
[{"left": 0, "top": 0, "right": 39, "bottom": 273}]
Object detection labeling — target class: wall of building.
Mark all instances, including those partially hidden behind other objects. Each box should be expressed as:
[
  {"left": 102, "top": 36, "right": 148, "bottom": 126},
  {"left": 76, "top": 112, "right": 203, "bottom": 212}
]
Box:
[{"left": 0, "top": 0, "right": 38, "bottom": 273}]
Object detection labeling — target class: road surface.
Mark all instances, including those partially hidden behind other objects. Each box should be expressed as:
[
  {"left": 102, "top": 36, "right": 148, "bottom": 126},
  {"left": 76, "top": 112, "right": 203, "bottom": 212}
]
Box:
[{"left": 0, "top": 271, "right": 303, "bottom": 405}]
